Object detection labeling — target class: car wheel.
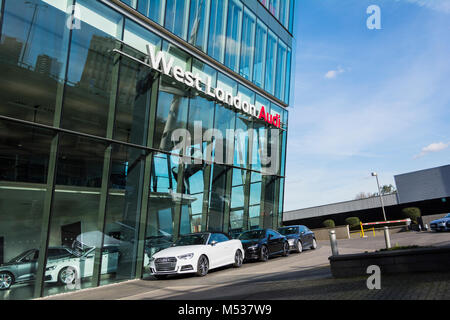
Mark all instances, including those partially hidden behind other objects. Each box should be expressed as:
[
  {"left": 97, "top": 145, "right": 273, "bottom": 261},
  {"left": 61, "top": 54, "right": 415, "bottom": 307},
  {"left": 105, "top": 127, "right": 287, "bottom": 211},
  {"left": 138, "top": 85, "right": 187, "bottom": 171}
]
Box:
[
  {"left": 0, "top": 272, "right": 14, "bottom": 290},
  {"left": 196, "top": 255, "right": 209, "bottom": 277},
  {"left": 259, "top": 245, "right": 269, "bottom": 262},
  {"left": 282, "top": 242, "right": 290, "bottom": 256},
  {"left": 233, "top": 250, "right": 243, "bottom": 268},
  {"left": 296, "top": 240, "right": 303, "bottom": 253},
  {"left": 58, "top": 267, "right": 77, "bottom": 285},
  {"left": 311, "top": 238, "right": 317, "bottom": 250},
  {"left": 154, "top": 275, "right": 168, "bottom": 280}
]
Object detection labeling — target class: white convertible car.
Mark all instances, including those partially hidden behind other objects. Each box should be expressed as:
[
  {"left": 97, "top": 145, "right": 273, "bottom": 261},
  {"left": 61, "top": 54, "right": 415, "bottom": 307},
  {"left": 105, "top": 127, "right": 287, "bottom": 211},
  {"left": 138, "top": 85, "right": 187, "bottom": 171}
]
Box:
[{"left": 148, "top": 232, "right": 244, "bottom": 279}]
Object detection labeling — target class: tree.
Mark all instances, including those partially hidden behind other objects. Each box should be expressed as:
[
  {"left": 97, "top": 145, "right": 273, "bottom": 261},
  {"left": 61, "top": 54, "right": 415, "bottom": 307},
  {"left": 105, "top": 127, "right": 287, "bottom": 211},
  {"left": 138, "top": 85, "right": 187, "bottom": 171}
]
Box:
[
  {"left": 380, "top": 184, "right": 396, "bottom": 195},
  {"left": 355, "top": 192, "right": 377, "bottom": 200}
]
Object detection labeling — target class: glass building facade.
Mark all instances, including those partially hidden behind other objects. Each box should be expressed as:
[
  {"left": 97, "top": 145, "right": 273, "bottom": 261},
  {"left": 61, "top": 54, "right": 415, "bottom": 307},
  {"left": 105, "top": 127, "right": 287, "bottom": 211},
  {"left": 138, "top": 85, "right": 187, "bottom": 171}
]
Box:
[{"left": 0, "top": 0, "right": 295, "bottom": 299}]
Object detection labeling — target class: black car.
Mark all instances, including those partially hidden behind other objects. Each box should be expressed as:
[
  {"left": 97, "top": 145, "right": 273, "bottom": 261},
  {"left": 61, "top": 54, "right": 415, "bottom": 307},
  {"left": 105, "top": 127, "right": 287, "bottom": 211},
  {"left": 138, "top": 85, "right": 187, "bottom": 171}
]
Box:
[
  {"left": 278, "top": 225, "right": 317, "bottom": 253},
  {"left": 238, "top": 229, "right": 290, "bottom": 262}
]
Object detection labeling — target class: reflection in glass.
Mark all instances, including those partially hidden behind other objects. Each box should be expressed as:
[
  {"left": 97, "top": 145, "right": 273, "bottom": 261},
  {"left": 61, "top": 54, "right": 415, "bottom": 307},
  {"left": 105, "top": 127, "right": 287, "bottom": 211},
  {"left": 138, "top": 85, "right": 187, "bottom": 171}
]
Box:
[
  {"left": 265, "top": 30, "right": 277, "bottom": 95},
  {"left": 0, "top": 0, "right": 71, "bottom": 126},
  {"left": 101, "top": 144, "right": 146, "bottom": 285},
  {"left": 137, "top": 0, "right": 166, "bottom": 25},
  {"left": 165, "top": 0, "right": 189, "bottom": 40},
  {"left": 44, "top": 134, "right": 107, "bottom": 297},
  {"left": 224, "top": 0, "right": 243, "bottom": 73},
  {"left": 275, "top": 40, "right": 287, "bottom": 102},
  {"left": 253, "top": 20, "right": 267, "bottom": 88},
  {"left": 207, "top": 0, "right": 228, "bottom": 63},
  {"left": 239, "top": 8, "right": 255, "bottom": 81},
  {"left": 61, "top": 0, "right": 123, "bottom": 137},
  {"left": 0, "top": 121, "right": 52, "bottom": 300},
  {"left": 208, "top": 164, "right": 230, "bottom": 232},
  {"left": 188, "top": 0, "right": 210, "bottom": 51}
]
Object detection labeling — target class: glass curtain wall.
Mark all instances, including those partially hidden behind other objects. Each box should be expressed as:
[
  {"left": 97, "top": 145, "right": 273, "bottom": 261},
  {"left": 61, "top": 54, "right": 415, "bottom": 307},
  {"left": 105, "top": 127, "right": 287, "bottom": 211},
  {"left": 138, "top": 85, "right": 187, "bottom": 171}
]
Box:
[
  {"left": 207, "top": 0, "right": 227, "bottom": 63},
  {"left": 0, "top": 0, "right": 290, "bottom": 299},
  {"left": 239, "top": 8, "right": 255, "bottom": 81},
  {"left": 164, "top": 0, "right": 190, "bottom": 40}
]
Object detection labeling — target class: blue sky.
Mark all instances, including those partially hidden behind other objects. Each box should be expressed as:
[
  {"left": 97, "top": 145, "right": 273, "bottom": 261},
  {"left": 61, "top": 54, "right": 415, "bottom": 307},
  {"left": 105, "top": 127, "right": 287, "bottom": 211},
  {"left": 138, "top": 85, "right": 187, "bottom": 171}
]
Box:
[{"left": 284, "top": 0, "right": 450, "bottom": 211}]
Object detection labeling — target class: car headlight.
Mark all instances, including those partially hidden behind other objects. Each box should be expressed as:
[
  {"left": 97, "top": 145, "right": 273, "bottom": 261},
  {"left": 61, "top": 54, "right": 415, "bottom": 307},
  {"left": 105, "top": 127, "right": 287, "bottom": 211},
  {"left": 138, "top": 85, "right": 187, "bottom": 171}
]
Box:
[
  {"left": 178, "top": 253, "right": 194, "bottom": 260},
  {"left": 248, "top": 245, "right": 259, "bottom": 250},
  {"left": 46, "top": 266, "right": 56, "bottom": 271},
  {"left": 288, "top": 239, "right": 295, "bottom": 245}
]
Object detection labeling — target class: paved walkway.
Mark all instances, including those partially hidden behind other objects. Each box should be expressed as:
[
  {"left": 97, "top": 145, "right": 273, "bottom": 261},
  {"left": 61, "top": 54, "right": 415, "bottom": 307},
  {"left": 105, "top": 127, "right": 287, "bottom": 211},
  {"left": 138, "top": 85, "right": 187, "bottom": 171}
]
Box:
[{"left": 41, "top": 231, "right": 450, "bottom": 300}]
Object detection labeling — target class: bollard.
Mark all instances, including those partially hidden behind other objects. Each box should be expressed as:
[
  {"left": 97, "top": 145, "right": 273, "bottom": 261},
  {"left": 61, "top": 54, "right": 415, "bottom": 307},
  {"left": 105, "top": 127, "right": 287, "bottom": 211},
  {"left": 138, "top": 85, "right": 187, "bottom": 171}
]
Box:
[
  {"left": 329, "top": 230, "right": 339, "bottom": 256},
  {"left": 384, "top": 226, "right": 391, "bottom": 249}
]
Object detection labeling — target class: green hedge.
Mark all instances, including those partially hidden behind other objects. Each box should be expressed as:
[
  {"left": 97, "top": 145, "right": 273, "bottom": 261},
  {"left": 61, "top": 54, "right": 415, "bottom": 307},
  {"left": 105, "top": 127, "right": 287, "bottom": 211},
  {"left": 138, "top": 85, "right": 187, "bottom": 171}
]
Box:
[
  {"left": 345, "top": 217, "right": 361, "bottom": 229},
  {"left": 401, "top": 207, "right": 421, "bottom": 224},
  {"left": 322, "top": 219, "right": 335, "bottom": 228}
]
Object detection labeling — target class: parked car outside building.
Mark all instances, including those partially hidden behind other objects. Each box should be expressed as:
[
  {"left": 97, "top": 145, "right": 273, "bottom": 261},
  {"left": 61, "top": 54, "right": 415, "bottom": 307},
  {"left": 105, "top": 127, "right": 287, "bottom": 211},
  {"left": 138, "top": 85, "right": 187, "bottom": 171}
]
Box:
[
  {"left": 149, "top": 232, "right": 244, "bottom": 279},
  {"left": 238, "top": 229, "right": 290, "bottom": 262},
  {"left": 278, "top": 225, "right": 317, "bottom": 253},
  {"left": 430, "top": 213, "right": 450, "bottom": 232}
]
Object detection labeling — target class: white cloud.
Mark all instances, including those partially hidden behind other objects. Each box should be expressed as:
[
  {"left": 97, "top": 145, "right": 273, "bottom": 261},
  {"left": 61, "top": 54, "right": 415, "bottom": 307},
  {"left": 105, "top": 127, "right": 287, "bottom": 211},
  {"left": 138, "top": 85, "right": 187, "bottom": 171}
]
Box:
[
  {"left": 401, "top": 0, "right": 450, "bottom": 13},
  {"left": 324, "top": 66, "right": 345, "bottom": 79},
  {"left": 414, "top": 142, "right": 450, "bottom": 159}
]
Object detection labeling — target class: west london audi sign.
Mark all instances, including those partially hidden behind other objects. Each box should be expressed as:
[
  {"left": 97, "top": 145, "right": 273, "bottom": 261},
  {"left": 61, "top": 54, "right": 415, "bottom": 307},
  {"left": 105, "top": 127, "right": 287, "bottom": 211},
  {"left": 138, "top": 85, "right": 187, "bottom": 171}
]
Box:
[{"left": 144, "top": 45, "right": 282, "bottom": 129}]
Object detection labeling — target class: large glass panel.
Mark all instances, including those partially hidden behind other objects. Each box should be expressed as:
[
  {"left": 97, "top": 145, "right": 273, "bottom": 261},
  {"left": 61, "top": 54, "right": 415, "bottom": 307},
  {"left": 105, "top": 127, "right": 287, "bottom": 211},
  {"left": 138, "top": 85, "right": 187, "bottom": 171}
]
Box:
[
  {"left": 285, "top": 47, "right": 291, "bottom": 104},
  {"left": 269, "top": 0, "right": 279, "bottom": 19},
  {"left": 0, "top": 120, "right": 53, "bottom": 300},
  {"left": 44, "top": 134, "right": 107, "bottom": 297},
  {"left": 137, "top": 0, "right": 166, "bottom": 25},
  {"left": 142, "top": 153, "right": 178, "bottom": 278},
  {"left": 253, "top": 19, "right": 267, "bottom": 88},
  {"left": 278, "top": 178, "right": 285, "bottom": 227},
  {"left": 289, "top": 0, "right": 295, "bottom": 33},
  {"left": 188, "top": 60, "right": 216, "bottom": 162},
  {"left": 239, "top": 8, "right": 255, "bottom": 81},
  {"left": 61, "top": 0, "right": 123, "bottom": 137},
  {"left": 0, "top": 0, "right": 71, "bottom": 126},
  {"left": 249, "top": 172, "right": 261, "bottom": 229},
  {"left": 114, "top": 20, "right": 162, "bottom": 145},
  {"left": 261, "top": 175, "right": 276, "bottom": 228},
  {"left": 207, "top": 0, "right": 227, "bottom": 63},
  {"left": 153, "top": 42, "right": 190, "bottom": 152},
  {"left": 165, "top": 0, "right": 190, "bottom": 40},
  {"left": 279, "top": 0, "right": 290, "bottom": 28},
  {"left": 234, "top": 85, "right": 254, "bottom": 168},
  {"left": 275, "top": 40, "right": 287, "bottom": 102},
  {"left": 224, "top": 0, "right": 242, "bottom": 73},
  {"left": 251, "top": 95, "right": 270, "bottom": 172},
  {"left": 100, "top": 144, "right": 146, "bottom": 285},
  {"left": 229, "top": 168, "right": 246, "bottom": 236},
  {"left": 265, "top": 30, "right": 277, "bottom": 95},
  {"left": 179, "top": 162, "right": 209, "bottom": 234},
  {"left": 121, "top": 0, "right": 137, "bottom": 9},
  {"left": 207, "top": 164, "right": 230, "bottom": 232},
  {"left": 188, "top": 0, "right": 210, "bottom": 52}
]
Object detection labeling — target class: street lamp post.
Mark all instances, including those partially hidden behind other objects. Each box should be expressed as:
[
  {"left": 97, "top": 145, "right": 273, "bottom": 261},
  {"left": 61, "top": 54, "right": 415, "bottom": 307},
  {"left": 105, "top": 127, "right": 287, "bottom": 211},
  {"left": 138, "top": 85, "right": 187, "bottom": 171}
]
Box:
[{"left": 371, "top": 172, "right": 387, "bottom": 222}]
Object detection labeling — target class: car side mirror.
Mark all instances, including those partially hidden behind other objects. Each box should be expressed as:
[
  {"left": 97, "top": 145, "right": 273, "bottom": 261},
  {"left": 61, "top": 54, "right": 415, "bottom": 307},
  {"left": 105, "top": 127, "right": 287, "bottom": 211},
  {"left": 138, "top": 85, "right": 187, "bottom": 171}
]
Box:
[{"left": 210, "top": 241, "right": 218, "bottom": 246}]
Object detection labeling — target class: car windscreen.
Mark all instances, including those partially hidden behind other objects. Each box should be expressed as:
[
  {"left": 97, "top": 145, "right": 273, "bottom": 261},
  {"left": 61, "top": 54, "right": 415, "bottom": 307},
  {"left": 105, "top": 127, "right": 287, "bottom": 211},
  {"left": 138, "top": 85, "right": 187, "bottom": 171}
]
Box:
[
  {"left": 8, "top": 250, "right": 36, "bottom": 263},
  {"left": 173, "top": 234, "right": 209, "bottom": 246},
  {"left": 446, "top": 213, "right": 450, "bottom": 218},
  {"left": 238, "top": 230, "right": 265, "bottom": 240},
  {"left": 278, "top": 227, "right": 299, "bottom": 235}
]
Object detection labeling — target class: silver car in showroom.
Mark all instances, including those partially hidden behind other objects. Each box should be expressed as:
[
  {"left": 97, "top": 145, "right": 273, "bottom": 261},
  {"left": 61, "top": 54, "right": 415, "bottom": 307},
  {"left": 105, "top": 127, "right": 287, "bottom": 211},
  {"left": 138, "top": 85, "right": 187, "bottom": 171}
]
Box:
[{"left": 0, "top": 247, "right": 77, "bottom": 290}]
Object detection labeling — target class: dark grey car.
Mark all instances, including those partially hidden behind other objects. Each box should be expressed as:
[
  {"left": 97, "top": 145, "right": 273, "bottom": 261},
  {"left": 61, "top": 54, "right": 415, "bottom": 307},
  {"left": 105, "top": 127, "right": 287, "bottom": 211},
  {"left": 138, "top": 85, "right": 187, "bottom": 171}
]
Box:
[
  {"left": 278, "top": 225, "right": 317, "bottom": 253},
  {"left": 0, "top": 247, "right": 76, "bottom": 290}
]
